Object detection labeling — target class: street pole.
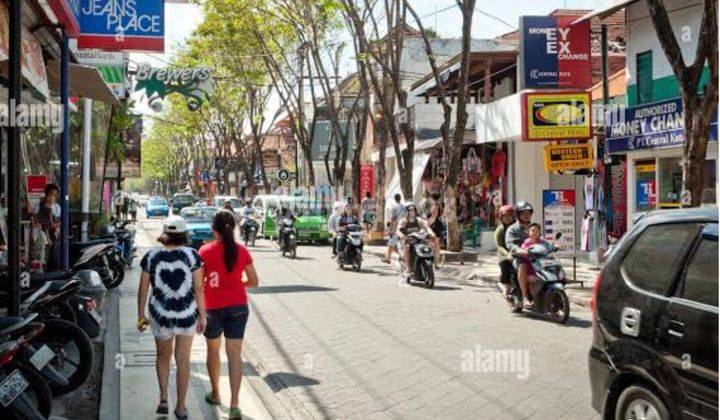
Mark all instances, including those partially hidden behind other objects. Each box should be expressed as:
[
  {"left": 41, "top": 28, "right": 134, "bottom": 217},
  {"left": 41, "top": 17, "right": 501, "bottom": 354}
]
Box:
[
  {"left": 593, "top": 24, "right": 610, "bottom": 268},
  {"left": 7, "top": 0, "right": 22, "bottom": 315},
  {"left": 60, "top": 31, "right": 70, "bottom": 271},
  {"left": 81, "top": 99, "right": 93, "bottom": 242}
]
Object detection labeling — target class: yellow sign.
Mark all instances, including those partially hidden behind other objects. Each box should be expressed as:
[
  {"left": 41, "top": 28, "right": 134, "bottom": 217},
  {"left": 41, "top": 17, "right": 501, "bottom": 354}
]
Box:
[
  {"left": 523, "top": 92, "right": 592, "bottom": 141},
  {"left": 544, "top": 143, "right": 594, "bottom": 172}
]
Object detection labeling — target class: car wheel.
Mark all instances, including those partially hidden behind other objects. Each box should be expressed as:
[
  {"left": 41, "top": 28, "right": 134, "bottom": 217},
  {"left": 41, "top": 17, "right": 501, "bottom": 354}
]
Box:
[{"left": 615, "top": 385, "right": 669, "bottom": 420}]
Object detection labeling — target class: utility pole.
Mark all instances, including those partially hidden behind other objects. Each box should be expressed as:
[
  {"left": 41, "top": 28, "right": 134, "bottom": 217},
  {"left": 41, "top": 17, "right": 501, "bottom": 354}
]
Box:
[{"left": 7, "top": 0, "right": 22, "bottom": 315}]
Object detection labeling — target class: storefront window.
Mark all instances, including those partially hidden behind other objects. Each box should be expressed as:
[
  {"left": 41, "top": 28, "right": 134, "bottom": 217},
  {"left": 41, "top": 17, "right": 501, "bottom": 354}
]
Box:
[
  {"left": 657, "top": 157, "right": 717, "bottom": 208},
  {"left": 635, "top": 160, "right": 656, "bottom": 212}
]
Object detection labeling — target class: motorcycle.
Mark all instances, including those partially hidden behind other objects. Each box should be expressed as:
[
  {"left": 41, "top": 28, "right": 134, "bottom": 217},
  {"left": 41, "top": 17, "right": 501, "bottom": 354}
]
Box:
[
  {"left": 107, "top": 219, "right": 137, "bottom": 268},
  {"left": 336, "top": 224, "right": 363, "bottom": 272},
  {"left": 242, "top": 218, "right": 259, "bottom": 247},
  {"left": 399, "top": 231, "right": 435, "bottom": 289},
  {"left": 0, "top": 314, "right": 52, "bottom": 420},
  {"left": 506, "top": 238, "right": 570, "bottom": 324},
  {"left": 71, "top": 242, "right": 124, "bottom": 290},
  {"left": 277, "top": 218, "right": 297, "bottom": 259}
]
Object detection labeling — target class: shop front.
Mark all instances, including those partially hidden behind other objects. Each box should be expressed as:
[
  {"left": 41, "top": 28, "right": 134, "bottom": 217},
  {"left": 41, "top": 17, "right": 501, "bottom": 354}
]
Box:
[{"left": 605, "top": 97, "right": 719, "bottom": 225}]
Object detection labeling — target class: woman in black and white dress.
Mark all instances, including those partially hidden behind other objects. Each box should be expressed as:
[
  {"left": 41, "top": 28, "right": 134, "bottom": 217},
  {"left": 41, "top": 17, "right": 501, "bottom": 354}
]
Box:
[{"left": 137, "top": 216, "right": 206, "bottom": 419}]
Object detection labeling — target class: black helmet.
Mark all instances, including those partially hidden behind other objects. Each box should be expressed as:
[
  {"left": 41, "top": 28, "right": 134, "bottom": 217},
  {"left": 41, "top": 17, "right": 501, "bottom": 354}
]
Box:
[{"left": 515, "top": 201, "right": 533, "bottom": 213}]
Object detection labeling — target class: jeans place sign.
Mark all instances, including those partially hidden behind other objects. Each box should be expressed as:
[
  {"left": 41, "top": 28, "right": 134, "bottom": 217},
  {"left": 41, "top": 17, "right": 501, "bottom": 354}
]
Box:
[{"left": 134, "top": 63, "right": 214, "bottom": 112}]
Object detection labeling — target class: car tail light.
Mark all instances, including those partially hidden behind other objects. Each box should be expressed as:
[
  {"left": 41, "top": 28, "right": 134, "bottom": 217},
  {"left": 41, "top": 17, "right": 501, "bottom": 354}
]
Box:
[{"left": 591, "top": 271, "right": 602, "bottom": 315}]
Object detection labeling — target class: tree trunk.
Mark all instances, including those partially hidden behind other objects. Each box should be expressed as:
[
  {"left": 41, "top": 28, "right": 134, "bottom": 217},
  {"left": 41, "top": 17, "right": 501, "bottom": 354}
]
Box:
[
  {"left": 443, "top": 183, "right": 460, "bottom": 251},
  {"left": 682, "top": 94, "right": 712, "bottom": 206}
]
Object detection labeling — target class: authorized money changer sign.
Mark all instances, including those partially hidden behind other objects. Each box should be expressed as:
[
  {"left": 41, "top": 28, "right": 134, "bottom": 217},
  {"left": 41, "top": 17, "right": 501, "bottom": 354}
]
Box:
[
  {"left": 543, "top": 190, "right": 575, "bottom": 257},
  {"left": 134, "top": 63, "right": 214, "bottom": 111},
  {"left": 78, "top": 0, "right": 165, "bottom": 52},
  {"left": 544, "top": 143, "right": 594, "bottom": 172},
  {"left": 519, "top": 16, "right": 591, "bottom": 89},
  {"left": 604, "top": 97, "right": 718, "bottom": 154},
  {"left": 522, "top": 92, "right": 592, "bottom": 141}
]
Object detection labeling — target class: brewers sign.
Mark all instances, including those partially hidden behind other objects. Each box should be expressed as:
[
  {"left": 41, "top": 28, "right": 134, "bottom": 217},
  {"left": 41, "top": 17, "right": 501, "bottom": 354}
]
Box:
[
  {"left": 544, "top": 143, "right": 593, "bottom": 172},
  {"left": 522, "top": 92, "right": 592, "bottom": 141},
  {"left": 519, "top": 16, "right": 591, "bottom": 89}
]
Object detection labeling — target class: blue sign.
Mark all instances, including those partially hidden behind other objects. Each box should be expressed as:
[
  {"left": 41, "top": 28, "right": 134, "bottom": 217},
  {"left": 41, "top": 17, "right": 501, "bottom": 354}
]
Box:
[
  {"left": 78, "top": 0, "right": 165, "bottom": 52},
  {"left": 605, "top": 97, "right": 718, "bottom": 154},
  {"left": 200, "top": 171, "right": 210, "bottom": 182}
]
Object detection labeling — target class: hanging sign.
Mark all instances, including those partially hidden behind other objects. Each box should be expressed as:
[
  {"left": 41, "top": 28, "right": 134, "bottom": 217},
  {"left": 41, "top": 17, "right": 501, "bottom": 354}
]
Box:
[
  {"left": 276, "top": 169, "right": 291, "bottom": 182},
  {"left": 605, "top": 97, "right": 719, "bottom": 154},
  {"left": 70, "top": 40, "right": 126, "bottom": 97},
  {"left": 78, "top": 0, "right": 165, "bottom": 52},
  {"left": 134, "top": 63, "right": 214, "bottom": 111},
  {"left": 360, "top": 164, "right": 375, "bottom": 198},
  {"left": 542, "top": 190, "right": 575, "bottom": 256},
  {"left": 544, "top": 143, "right": 594, "bottom": 172},
  {"left": 519, "top": 16, "right": 591, "bottom": 89},
  {"left": 0, "top": 4, "right": 50, "bottom": 98},
  {"left": 522, "top": 91, "right": 592, "bottom": 141}
]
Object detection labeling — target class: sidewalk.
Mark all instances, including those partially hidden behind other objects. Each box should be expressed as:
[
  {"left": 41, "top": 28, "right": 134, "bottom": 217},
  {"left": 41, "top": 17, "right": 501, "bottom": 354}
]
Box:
[
  {"left": 105, "top": 230, "right": 290, "bottom": 419},
  {"left": 363, "top": 245, "right": 599, "bottom": 307}
]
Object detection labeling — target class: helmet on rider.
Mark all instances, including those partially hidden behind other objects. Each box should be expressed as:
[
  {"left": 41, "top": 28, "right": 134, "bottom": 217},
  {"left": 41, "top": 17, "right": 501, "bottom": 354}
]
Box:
[
  {"left": 403, "top": 201, "right": 418, "bottom": 216},
  {"left": 498, "top": 204, "right": 515, "bottom": 217},
  {"left": 515, "top": 201, "right": 533, "bottom": 213}
]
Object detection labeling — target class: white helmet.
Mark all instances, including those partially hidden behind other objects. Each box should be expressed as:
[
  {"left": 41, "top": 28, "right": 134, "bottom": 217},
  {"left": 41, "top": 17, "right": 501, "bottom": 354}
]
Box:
[{"left": 403, "top": 201, "right": 418, "bottom": 214}]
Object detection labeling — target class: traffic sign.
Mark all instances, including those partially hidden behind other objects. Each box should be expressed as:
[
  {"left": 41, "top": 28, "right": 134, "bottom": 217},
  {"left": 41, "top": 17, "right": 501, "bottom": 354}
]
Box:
[{"left": 277, "top": 169, "right": 291, "bottom": 182}]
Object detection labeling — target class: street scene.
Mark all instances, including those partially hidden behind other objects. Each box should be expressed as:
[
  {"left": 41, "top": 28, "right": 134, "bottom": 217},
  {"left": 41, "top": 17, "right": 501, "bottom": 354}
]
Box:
[{"left": 0, "top": 1, "right": 718, "bottom": 420}]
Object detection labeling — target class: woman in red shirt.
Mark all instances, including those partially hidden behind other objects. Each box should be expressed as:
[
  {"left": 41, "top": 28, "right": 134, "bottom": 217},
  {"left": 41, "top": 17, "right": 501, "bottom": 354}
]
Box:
[{"left": 199, "top": 210, "right": 259, "bottom": 419}]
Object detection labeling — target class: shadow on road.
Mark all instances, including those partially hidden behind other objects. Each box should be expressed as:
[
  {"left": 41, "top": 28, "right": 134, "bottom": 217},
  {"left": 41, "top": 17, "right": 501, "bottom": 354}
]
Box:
[
  {"left": 512, "top": 311, "right": 593, "bottom": 329},
  {"left": 249, "top": 285, "right": 337, "bottom": 294},
  {"left": 265, "top": 372, "right": 320, "bottom": 392}
]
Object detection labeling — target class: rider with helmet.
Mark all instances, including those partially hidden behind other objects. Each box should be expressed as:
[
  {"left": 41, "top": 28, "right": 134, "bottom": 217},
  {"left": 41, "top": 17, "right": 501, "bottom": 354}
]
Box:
[
  {"left": 239, "top": 198, "right": 259, "bottom": 236},
  {"left": 396, "top": 202, "right": 440, "bottom": 277},
  {"left": 328, "top": 203, "right": 359, "bottom": 258},
  {"left": 505, "top": 201, "right": 534, "bottom": 308},
  {"left": 275, "top": 203, "right": 296, "bottom": 248},
  {"left": 494, "top": 205, "right": 516, "bottom": 294}
]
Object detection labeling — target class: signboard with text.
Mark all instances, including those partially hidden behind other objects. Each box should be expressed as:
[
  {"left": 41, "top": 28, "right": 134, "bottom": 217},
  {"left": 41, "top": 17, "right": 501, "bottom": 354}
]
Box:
[
  {"left": 360, "top": 164, "right": 375, "bottom": 198},
  {"left": 605, "top": 97, "right": 718, "bottom": 154},
  {"left": 543, "top": 190, "right": 575, "bottom": 256},
  {"left": 0, "top": 4, "right": 49, "bottom": 98},
  {"left": 544, "top": 143, "right": 594, "bottom": 172},
  {"left": 522, "top": 92, "right": 592, "bottom": 141},
  {"left": 78, "top": 0, "right": 165, "bottom": 52},
  {"left": 47, "top": 0, "right": 82, "bottom": 37},
  {"left": 69, "top": 40, "right": 126, "bottom": 97},
  {"left": 519, "top": 16, "right": 591, "bottom": 89}
]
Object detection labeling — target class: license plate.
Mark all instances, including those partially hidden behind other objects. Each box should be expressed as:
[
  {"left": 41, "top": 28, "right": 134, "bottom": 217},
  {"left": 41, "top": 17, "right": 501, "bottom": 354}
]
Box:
[
  {"left": 0, "top": 370, "right": 29, "bottom": 407},
  {"left": 89, "top": 308, "right": 102, "bottom": 324},
  {"left": 29, "top": 345, "right": 55, "bottom": 371}
]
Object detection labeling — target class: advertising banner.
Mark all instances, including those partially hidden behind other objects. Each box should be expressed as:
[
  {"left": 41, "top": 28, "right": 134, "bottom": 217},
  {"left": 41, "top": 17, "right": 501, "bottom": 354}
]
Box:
[
  {"left": 70, "top": 40, "right": 126, "bottom": 97},
  {"left": 47, "top": 0, "right": 82, "bottom": 37},
  {"left": 519, "top": 16, "right": 591, "bottom": 89},
  {"left": 542, "top": 190, "right": 575, "bottom": 256},
  {"left": 522, "top": 92, "right": 592, "bottom": 141},
  {"left": 0, "top": 4, "right": 49, "bottom": 98},
  {"left": 360, "top": 164, "right": 375, "bottom": 198},
  {"left": 605, "top": 97, "right": 719, "bottom": 154},
  {"left": 78, "top": 0, "right": 165, "bottom": 52},
  {"left": 544, "top": 143, "right": 594, "bottom": 172}
]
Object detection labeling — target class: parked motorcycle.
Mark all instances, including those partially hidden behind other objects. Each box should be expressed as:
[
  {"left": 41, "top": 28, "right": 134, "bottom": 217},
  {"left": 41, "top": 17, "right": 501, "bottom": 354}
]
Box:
[
  {"left": 336, "top": 224, "right": 363, "bottom": 272},
  {"left": 399, "top": 231, "right": 435, "bottom": 289},
  {"left": 506, "top": 238, "right": 570, "bottom": 324},
  {"left": 71, "top": 242, "right": 124, "bottom": 289},
  {"left": 277, "top": 218, "right": 297, "bottom": 259},
  {"left": 0, "top": 314, "right": 52, "bottom": 420},
  {"left": 107, "top": 219, "right": 137, "bottom": 268},
  {"left": 242, "top": 218, "right": 259, "bottom": 247}
]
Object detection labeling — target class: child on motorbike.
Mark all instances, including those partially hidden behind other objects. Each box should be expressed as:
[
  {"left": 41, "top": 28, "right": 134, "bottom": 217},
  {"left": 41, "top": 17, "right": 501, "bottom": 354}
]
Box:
[{"left": 520, "top": 223, "right": 551, "bottom": 276}]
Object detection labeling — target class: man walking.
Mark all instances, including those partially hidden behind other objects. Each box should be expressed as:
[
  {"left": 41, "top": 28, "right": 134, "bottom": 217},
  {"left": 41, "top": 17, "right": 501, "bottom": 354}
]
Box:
[{"left": 382, "top": 194, "right": 403, "bottom": 264}]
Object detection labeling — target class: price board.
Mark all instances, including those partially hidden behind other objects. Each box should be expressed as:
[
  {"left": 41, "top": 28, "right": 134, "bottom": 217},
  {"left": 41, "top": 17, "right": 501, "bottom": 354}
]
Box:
[{"left": 542, "top": 190, "right": 575, "bottom": 256}]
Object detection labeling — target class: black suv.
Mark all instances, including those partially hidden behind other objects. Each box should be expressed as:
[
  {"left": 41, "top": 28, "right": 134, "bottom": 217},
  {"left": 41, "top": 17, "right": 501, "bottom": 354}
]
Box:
[{"left": 589, "top": 207, "right": 718, "bottom": 420}]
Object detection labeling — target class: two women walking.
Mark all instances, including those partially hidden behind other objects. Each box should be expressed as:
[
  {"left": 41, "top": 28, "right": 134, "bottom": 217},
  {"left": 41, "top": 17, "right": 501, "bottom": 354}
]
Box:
[{"left": 137, "top": 210, "right": 258, "bottom": 419}]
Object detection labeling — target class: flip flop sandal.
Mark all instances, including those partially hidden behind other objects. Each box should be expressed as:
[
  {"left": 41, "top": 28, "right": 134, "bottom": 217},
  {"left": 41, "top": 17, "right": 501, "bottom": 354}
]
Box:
[
  {"left": 174, "top": 408, "right": 189, "bottom": 420},
  {"left": 156, "top": 401, "right": 169, "bottom": 415},
  {"left": 229, "top": 407, "right": 243, "bottom": 419},
  {"left": 204, "top": 392, "right": 221, "bottom": 405}
]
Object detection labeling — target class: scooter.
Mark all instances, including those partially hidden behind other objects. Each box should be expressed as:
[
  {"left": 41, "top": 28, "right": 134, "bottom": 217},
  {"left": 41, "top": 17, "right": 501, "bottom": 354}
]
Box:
[
  {"left": 242, "top": 218, "right": 259, "bottom": 247},
  {"left": 277, "top": 218, "right": 297, "bottom": 259},
  {"left": 72, "top": 242, "right": 124, "bottom": 289},
  {"left": 399, "top": 231, "right": 435, "bottom": 289},
  {"left": 506, "top": 237, "right": 570, "bottom": 324},
  {"left": 106, "top": 219, "right": 137, "bottom": 268},
  {"left": 336, "top": 224, "right": 363, "bottom": 272}
]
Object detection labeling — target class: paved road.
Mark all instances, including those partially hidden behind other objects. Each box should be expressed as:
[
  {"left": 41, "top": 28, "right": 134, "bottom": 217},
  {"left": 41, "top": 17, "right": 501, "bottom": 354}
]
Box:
[{"left": 136, "top": 216, "right": 599, "bottom": 420}]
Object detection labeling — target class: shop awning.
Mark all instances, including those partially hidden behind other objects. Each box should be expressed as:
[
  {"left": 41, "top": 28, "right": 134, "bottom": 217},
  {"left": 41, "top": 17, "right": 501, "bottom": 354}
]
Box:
[
  {"left": 385, "top": 153, "right": 431, "bottom": 207},
  {"left": 573, "top": 0, "right": 638, "bottom": 24},
  {"left": 46, "top": 60, "right": 119, "bottom": 105}
]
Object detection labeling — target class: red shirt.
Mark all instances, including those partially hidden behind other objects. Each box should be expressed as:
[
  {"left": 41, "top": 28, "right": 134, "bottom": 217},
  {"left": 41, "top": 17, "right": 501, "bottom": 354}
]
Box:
[{"left": 199, "top": 241, "right": 253, "bottom": 310}]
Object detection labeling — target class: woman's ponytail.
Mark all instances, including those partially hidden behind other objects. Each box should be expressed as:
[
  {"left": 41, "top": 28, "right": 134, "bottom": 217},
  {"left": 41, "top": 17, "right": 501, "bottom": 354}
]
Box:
[{"left": 213, "top": 210, "right": 238, "bottom": 272}]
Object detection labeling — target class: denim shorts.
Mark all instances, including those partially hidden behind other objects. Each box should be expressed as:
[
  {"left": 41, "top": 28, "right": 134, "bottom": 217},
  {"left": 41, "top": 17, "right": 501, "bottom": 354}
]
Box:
[{"left": 204, "top": 304, "right": 249, "bottom": 340}]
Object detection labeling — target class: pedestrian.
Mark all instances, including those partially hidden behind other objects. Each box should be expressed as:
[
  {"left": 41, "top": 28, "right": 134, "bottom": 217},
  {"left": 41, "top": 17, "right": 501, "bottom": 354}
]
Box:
[
  {"left": 33, "top": 183, "right": 61, "bottom": 271},
  {"left": 200, "top": 210, "right": 259, "bottom": 420},
  {"left": 123, "top": 193, "right": 131, "bottom": 220},
  {"left": 360, "top": 192, "right": 376, "bottom": 234},
  {"left": 137, "top": 216, "right": 206, "bottom": 419},
  {"left": 129, "top": 198, "right": 138, "bottom": 222},
  {"left": 382, "top": 193, "right": 403, "bottom": 264}
]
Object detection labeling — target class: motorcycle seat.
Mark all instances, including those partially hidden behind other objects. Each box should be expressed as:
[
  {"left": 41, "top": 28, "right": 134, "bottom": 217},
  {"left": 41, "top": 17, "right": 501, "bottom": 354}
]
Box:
[{"left": 0, "top": 314, "right": 38, "bottom": 336}]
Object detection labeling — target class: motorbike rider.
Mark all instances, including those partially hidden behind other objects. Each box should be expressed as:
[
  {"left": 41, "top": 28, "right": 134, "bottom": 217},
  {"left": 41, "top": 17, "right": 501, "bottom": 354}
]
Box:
[
  {"left": 275, "top": 204, "right": 296, "bottom": 248},
  {"left": 396, "top": 202, "right": 439, "bottom": 277},
  {"left": 328, "top": 203, "right": 359, "bottom": 259},
  {"left": 239, "top": 199, "right": 259, "bottom": 236},
  {"left": 505, "top": 201, "right": 534, "bottom": 309},
  {"left": 494, "top": 205, "right": 515, "bottom": 301}
]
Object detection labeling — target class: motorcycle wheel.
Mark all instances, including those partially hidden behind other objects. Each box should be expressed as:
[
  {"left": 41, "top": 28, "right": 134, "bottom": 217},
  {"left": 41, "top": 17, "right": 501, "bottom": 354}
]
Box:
[
  {"left": 548, "top": 289, "right": 570, "bottom": 324},
  {"left": 46, "top": 301, "right": 77, "bottom": 325},
  {"left": 32, "top": 318, "right": 93, "bottom": 396},
  {"left": 104, "top": 257, "right": 125, "bottom": 290},
  {"left": 249, "top": 232, "right": 256, "bottom": 247},
  {"left": 0, "top": 361, "right": 53, "bottom": 420},
  {"left": 352, "top": 254, "right": 362, "bottom": 272},
  {"left": 421, "top": 260, "right": 434, "bottom": 289},
  {"left": 288, "top": 240, "right": 297, "bottom": 259}
]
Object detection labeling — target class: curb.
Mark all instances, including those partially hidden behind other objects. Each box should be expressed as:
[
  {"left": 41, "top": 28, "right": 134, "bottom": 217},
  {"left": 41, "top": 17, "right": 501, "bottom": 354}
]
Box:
[
  {"left": 98, "top": 289, "right": 121, "bottom": 420},
  {"left": 242, "top": 339, "right": 316, "bottom": 420}
]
